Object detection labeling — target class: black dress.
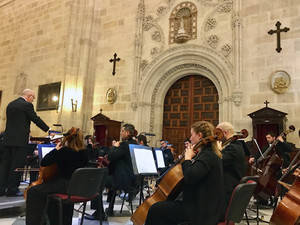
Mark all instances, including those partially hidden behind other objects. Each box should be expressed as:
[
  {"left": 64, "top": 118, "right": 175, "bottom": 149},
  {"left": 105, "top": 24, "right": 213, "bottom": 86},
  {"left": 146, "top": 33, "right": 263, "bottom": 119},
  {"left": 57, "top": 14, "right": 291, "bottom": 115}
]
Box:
[
  {"left": 145, "top": 144, "right": 224, "bottom": 225},
  {"left": 26, "top": 147, "right": 88, "bottom": 225}
]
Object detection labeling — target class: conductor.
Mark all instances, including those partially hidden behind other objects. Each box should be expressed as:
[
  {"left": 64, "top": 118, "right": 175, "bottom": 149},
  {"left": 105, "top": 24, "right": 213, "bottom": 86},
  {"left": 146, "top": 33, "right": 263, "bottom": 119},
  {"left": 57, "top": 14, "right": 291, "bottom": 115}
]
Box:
[{"left": 0, "top": 89, "right": 49, "bottom": 196}]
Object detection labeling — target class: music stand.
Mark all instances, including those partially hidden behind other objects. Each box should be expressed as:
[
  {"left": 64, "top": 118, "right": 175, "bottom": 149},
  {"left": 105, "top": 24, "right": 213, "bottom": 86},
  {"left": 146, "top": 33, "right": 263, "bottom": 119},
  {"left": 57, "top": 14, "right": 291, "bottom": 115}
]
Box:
[
  {"left": 37, "top": 143, "right": 56, "bottom": 162},
  {"left": 152, "top": 148, "right": 166, "bottom": 169},
  {"left": 129, "top": 144, "right": 158, "bottom": 205}
]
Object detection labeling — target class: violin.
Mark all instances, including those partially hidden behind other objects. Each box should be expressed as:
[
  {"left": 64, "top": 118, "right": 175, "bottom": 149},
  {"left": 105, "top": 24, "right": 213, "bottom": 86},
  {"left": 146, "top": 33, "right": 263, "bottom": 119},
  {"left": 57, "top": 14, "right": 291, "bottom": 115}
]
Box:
[{"left": 131, "top": 128, "right": 224, "bottom": 225}]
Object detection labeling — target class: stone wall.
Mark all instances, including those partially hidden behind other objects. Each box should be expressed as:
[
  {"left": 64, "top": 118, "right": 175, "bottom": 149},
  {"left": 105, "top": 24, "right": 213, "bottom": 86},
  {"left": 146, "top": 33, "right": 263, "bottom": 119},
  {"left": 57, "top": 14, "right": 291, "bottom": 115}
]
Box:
[
  {"left": 239, "top": 0, "right": 300, "bottom": 145},
  {"left": 0, "top": 0, "right": 71, "bottom": 136}
]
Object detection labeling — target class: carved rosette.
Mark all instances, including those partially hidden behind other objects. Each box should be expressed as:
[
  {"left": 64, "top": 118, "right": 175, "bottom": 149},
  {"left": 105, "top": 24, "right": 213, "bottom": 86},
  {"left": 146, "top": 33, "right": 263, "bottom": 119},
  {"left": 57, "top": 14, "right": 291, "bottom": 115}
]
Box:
[
  {"left": 205, "top": 17, "right": 217, "bottom": 31},
  {"left": 151, "top": 47, "right": 160, "bottom": 57},
  {"left": 152, "top": 31, "right": 161, "bottom": 42},
  {"left": 207, "top": 35, "right": 219, "bottom": 48},
  {"left": 216, "top": 2, "right": 232, "bottom": 13},
  {"left": 221, "top": 43, "right": 232, "bottom": 57},
  {"left": 156, "top": 6, "right": 167, "bottom": 17},
  {"left": 143, "top": 16, "right": 154, "bottom": 31}
]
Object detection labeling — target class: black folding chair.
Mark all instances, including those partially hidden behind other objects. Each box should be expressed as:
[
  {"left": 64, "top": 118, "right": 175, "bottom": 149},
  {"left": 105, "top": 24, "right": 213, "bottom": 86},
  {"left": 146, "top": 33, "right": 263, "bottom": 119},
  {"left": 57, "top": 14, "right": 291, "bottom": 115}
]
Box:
[
  {"left": 218, "top": 181, "right": 257, "bottom": 225},
  {"left": 47, "top": 167, "right": 108, "bottom": 225}
]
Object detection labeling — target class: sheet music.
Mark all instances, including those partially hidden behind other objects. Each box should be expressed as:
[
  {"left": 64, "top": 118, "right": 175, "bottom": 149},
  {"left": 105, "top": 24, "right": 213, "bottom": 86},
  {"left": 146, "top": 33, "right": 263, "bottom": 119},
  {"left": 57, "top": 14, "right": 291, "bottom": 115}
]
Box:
[
  {"left": 132, "top": 147, "right": 157, "bottom": 174},
  {"left": 155, "top": 150, "right": 165, "bottom": 168},
  {"left": 41, "top": 147, "right": 54, "bottom": 158}
]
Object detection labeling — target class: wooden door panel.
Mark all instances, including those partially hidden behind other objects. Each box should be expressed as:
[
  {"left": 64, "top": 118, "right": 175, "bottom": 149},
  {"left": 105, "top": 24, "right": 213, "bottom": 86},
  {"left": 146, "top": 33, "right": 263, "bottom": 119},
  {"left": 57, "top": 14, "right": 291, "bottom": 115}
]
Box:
[{"left": 163, "top": 75, "right": 219, "bottom": 156}]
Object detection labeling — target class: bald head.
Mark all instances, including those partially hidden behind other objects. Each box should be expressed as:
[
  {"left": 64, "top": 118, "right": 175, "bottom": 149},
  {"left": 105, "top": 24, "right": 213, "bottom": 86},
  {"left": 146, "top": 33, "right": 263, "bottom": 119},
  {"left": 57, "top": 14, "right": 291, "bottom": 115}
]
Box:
[
  {"left": 22, "top": 89, "right": 35, "bottom": 103},
  {"left": 217, "top": 122, "right": 234, "bottom": 140}
]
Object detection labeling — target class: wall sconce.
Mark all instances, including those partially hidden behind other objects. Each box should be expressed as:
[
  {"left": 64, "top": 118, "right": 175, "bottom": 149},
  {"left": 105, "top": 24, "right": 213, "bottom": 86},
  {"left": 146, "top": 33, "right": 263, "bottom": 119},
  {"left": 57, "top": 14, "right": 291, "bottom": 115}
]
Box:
[{"left": 71, "top": 98, "right": 77, "bottom": 112}]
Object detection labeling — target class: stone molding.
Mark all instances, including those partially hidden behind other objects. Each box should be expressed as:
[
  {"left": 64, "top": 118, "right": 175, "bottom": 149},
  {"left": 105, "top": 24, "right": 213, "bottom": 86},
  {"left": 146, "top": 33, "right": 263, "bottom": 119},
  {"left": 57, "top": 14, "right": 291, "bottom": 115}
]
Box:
[
  {"left": 0, "top": 0, "right": 14, "bottom": 8},
  {"left": 136, "top": 44, "right": 235, "bottom": 140}
]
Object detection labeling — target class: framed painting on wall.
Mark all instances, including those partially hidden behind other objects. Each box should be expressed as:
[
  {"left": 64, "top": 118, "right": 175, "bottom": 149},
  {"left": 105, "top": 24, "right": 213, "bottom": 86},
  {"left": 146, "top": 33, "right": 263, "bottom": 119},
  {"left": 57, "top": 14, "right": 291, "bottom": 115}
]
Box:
[{"left": 37, "top": 82, "right": 61, "bottom": 111}]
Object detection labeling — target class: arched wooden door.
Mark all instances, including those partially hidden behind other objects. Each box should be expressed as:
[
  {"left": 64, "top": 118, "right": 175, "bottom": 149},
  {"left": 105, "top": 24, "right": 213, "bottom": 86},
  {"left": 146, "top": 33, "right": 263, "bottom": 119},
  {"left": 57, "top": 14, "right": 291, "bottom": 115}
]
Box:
[{"left": 162, "top": 75, "right": 219, "bottom": 157}]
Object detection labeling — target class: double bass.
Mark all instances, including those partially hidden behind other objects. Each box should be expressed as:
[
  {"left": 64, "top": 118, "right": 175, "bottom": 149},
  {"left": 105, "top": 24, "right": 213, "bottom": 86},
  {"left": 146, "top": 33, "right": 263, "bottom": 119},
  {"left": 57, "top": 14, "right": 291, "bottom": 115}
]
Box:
[
  {"left": 255, "top": 125, "right": 295, "bottom": 199},
  {"left": 130, "top": 128, "right": 224, "bottom": 225}
]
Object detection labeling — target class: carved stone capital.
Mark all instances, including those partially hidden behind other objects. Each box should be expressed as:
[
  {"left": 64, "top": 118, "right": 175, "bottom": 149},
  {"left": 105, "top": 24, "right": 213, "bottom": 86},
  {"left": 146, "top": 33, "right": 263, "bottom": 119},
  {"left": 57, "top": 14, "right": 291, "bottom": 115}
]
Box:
[{"left": 232, "top": 90, "right": 243, "bottom": 106}]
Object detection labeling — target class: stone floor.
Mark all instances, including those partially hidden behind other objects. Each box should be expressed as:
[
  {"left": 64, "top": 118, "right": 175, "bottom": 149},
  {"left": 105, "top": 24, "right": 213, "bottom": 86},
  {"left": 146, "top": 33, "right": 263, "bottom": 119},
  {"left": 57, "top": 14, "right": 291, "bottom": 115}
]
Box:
[
  {"left": 0, "top": 181, "right": 272, "bottom": 225},
  {"left": 0, "top": 194, "right": 272, "bottom": 225}
]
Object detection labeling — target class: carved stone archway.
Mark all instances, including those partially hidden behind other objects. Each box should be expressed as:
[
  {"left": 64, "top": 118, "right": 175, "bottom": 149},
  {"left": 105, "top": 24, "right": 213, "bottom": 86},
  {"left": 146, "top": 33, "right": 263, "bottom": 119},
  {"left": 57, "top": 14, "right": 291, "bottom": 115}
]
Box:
[{"left": 136, "top": 44, "right": 234, "bottom": 145}]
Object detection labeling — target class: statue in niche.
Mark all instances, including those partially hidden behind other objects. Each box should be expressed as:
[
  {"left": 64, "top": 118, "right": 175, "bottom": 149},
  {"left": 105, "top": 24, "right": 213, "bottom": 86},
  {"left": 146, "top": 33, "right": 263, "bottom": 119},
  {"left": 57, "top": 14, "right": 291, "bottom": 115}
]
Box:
[
  {"left": 169, "top": 2, "right": 197, "bottom": 44},
  {"left": 106, "top": 88, "right": 117, "bottom": 104},
  {"left": 14, "top": 72, "right": 27, "bottom": 95},
  {"left": 270, "top": 70, "right": 290, "bottom": 94}
]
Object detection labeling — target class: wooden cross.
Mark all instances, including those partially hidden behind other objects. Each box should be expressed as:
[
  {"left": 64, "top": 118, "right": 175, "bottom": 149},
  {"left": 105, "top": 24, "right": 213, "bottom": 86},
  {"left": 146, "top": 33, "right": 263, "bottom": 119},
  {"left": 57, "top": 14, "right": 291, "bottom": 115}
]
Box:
[
  {"left": 264, "top": 100, "right": 270, "bottom": 108},
  {"left": 268, "top": 21, "right": 290, "bottom": 53},
  {"left": 109, "top": 53, "right": 120, "bottom": 76}
]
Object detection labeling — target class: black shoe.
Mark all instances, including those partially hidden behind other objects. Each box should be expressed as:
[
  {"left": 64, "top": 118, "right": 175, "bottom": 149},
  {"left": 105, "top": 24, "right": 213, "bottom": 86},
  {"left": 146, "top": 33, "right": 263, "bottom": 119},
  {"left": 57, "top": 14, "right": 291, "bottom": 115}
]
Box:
[
  {"left": 85, "top": 211, "right": 108, "bottom": 221},
  {"left": 6, "top": 191, "right": 23, "bottom": 197}
]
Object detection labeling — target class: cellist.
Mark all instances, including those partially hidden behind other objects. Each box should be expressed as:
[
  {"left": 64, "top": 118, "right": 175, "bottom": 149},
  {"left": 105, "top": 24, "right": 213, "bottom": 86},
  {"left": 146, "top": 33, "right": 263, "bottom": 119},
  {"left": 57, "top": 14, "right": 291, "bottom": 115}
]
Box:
[
  {"left": 26, "top": 127, "right": 88, "bottom": 225},
  {"left": 145, "top": 121, "right": 224, "bottom": 225},
  {"left": 216, "top": 122, "right": 247, "bottom": 221}
]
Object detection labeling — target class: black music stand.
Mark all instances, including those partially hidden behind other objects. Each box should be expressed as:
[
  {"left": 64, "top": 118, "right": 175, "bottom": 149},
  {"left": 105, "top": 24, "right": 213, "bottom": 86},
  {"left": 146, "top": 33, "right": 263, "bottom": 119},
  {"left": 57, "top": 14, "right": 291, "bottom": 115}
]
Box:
[{"left": 129, "top": 144, "right": 158, "bottom": 205}]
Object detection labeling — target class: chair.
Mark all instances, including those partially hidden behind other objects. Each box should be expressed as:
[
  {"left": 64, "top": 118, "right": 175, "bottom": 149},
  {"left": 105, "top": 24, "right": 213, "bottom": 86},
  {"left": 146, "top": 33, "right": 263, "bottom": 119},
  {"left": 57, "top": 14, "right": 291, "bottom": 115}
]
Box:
[
  {"left": 47, "top": 167, "right": 108, "bottom": 225},
  {"left": 218, "top": 181, "right": 257, "bottom": 225}
]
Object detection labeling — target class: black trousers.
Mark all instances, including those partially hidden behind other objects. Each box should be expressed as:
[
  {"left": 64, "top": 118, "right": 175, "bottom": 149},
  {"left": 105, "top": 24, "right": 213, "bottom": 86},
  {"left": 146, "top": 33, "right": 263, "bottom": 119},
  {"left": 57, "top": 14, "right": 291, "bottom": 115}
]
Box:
[
  {"left": 145, "top": 200, "right": 188, "bottom": 225},
  {"left": 0, "top": 146, "right": 28, "bottom": 194},
  {"left": 26, "top": 177, "right": 73, "bottom": 225}
]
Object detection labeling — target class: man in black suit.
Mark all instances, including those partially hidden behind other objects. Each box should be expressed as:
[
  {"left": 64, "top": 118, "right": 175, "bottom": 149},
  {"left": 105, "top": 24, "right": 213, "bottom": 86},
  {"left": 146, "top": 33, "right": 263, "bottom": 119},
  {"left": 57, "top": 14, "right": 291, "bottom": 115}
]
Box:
[
  {"left": 0, "top": 89, "right": 49, "bottom": 196},
  {"left": 217, "top": 122, "right": 246, "bottom": 221}
]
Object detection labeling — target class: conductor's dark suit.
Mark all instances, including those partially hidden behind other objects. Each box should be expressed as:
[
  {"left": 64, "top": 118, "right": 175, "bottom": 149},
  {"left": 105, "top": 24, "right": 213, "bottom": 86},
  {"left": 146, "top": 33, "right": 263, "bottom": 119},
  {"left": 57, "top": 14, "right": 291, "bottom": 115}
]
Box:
[{"left": 0, "top": 97, "right": 49, "bottom": 195}]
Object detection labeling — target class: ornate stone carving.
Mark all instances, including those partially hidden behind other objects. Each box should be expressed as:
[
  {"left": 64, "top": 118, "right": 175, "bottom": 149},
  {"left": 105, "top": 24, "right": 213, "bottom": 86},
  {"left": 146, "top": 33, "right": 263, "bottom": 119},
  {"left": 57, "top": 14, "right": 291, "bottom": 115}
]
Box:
[
  {"left": 221, "top": 43, "right": 232, "bottom": 57},
  {"left": 205, "top": 17, "right": 217, "bottom": 31},
  {"left": 169, "top": 2, "right": 197, "bottom": 44},
  {"left": 270, "top": 70, "right": 291, "bottom": 94},
  {"left": 156, "top": 6, "right": 167, "bottom": 17},
  {"left": 207, "top": 35, "right": 219, "bottom": 48},
  {"left": 143, "top": 16, "right": 154, "bottom": 31},
  {"left": 106, "top": 88, "right": 117, "bottom": 104},
  {"left": 140, "top": 60, "right": 148, "bottom": 71},
  {"left": 217, "top": 2, "right": 232, "bottom": 13},
  {"left": 232, "top": 90, "right": 243, "bottom": 106},
  {"left": 151, "top": 47, "right": 160, "bottom": 56},
  {"left": 152, "top": 31, "right": 161, "bottom": 42}
]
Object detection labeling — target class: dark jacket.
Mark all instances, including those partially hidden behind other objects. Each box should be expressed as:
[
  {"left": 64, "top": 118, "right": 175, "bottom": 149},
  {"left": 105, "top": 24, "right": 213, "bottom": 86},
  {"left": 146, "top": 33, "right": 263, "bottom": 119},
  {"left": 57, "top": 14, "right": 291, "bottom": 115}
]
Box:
[
  {"left": 107, "top": 138, "right": 137, "bottom": 191},
  {"left": 41, "top": 146, "right": 88, "bottom": 179},
  {"left": 182, "top": 145, "right": 224, "bottom": 225},
  {"left": 258, "top": 141, "right": 292, "bottom": 168},
  {"left": 3, "top": 97, "right": 49, "bottom": 147},
  {"left": 222, "top": 140, "right": 246, "bottom": 201}
]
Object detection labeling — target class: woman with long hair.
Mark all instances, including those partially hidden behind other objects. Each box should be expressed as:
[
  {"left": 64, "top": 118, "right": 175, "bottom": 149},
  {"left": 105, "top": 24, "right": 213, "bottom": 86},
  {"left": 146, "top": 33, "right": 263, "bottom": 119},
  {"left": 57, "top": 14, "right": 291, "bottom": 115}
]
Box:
[
  {"left": 145, "top": 121, "right": 225, "bottom": 225},
  {"left": 26, "top": 127, "right": 88, "bottom": 225}
]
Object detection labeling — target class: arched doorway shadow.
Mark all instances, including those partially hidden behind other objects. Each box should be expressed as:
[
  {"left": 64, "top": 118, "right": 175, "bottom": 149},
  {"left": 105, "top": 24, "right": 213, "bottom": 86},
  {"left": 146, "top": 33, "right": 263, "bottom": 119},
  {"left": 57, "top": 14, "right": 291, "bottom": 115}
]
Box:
[{"left": 137, "top": 44, "right": 234, "bottom": 145}]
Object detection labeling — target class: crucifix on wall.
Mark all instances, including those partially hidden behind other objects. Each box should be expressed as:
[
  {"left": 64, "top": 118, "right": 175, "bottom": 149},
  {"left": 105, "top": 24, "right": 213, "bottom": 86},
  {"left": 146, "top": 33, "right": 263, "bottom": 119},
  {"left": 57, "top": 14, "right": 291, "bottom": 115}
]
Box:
[
  {"left": 109, "top": 53, "right": 120, "bottom": 76},
  {"left": 268, "top": 21, "right": 290, "bottom": 53}
]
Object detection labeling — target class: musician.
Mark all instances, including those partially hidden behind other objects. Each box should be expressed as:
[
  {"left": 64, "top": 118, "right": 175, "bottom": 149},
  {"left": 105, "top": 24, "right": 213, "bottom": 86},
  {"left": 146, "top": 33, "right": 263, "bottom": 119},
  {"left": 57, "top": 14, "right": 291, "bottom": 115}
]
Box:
[
  {"left": 145, "top": 121, "right": 224, "bottom": 225},
  {"left": 26, "top": 127, "right": 88, "bottom": 225},
  {"left": 0, "top": 89, "right": 49, "bottom": 197},
  {"left": 137, "top": 134, "right": 148, "bottom": 146},
  {"left": 159, "top": 140, "right": 174, "bottom": 173},
  {"left": 105, "top": 123, "right": 138, "bottom": 216},
  {"left": 216, "top": 122, "right": 246, "bottom": 220},
  {"left": 249, "top": 132, "right": 292, "bottom": 168}
]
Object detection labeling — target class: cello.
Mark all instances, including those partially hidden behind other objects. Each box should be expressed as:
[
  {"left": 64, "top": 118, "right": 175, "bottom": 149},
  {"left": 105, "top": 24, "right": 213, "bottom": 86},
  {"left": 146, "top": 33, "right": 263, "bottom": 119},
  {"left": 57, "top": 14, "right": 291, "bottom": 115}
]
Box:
[
  {"left": 130, "top": 128, "right": 224, "bottom": 225},
  {"left": 270, "top": 168, "right": 300, "bottom": 225},
  {"left": 255, "top": 125, "right": 295, "bottom": 200}
]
